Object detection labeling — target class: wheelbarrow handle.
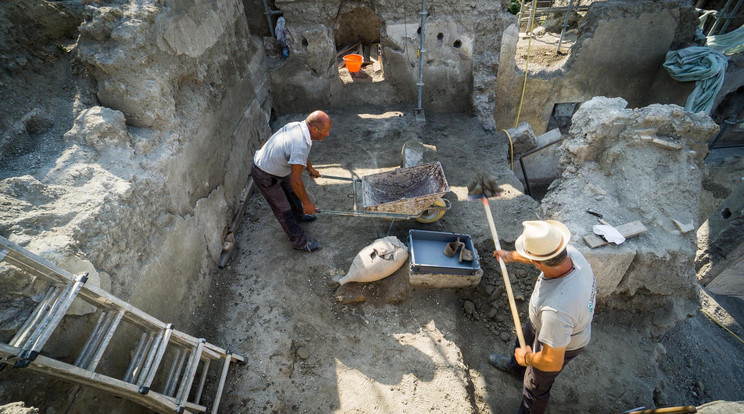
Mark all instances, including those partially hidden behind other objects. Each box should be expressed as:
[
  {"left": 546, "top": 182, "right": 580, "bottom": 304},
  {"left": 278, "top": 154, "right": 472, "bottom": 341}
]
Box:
[{"left": 319, "top": 175, "right": 359, "bottom": 182}]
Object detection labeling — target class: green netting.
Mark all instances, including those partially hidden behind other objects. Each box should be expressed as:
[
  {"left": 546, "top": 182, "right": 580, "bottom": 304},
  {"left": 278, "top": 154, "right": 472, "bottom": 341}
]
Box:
[{"left": 663, "top": 46, "right": 728, "bottom": 115}]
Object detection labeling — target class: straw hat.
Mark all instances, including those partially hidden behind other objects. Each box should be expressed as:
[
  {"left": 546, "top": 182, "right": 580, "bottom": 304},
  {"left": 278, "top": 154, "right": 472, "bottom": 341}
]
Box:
[{"left": 515, "top": 220, "right": 571, "bottom": 261}]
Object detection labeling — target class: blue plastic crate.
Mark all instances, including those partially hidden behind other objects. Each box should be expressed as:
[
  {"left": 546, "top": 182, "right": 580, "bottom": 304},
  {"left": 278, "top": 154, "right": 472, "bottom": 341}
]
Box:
[{"left": 408, "top": 229, "right": 483, "bottom": 288}]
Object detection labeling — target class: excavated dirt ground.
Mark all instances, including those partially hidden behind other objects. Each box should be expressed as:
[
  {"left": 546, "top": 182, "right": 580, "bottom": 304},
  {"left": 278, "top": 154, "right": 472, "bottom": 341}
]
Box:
[
  {"left": 2, "top": 6, "right": 744, "bottom": 412},
  {"left": 515, "top": 30, "right": 576, "bottom": 71},
  {"left": 193, "top": 108, "right": 744, "bottom": 413}
]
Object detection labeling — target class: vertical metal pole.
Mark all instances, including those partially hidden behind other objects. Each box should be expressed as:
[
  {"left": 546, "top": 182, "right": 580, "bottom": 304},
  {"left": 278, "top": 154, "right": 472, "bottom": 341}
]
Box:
[
  {"left": 556, "top": 0, "right": 574, "bottom": 53},
  {"left": 518, "top": 0, "right": 526, "bottom": 31},
  {"left": 720, "top": 0, "right": 744, "bottom": 33},
  {"left": 262, "top": 0, "right": 275, "bottom": 38},
  {"left": 518, "top": 157, "right": 532, "bottom": 197},
  {"left": 415, "top": 0, "right": 427, "bottom": 115},
  {"left": 709, "top": 0, "right": 733, "bottom": 35},
  {"left": 526, "top": 1, "right": 536, "bottom": 34}
]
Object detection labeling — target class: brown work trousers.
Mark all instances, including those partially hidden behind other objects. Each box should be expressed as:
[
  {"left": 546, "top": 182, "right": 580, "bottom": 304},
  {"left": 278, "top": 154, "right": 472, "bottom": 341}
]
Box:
[
  {"left": 251, "top": 163, "right": 307, "bottom": 249},
  {"left": 508, "top": 321, "right": 584, "bottom": 414}
]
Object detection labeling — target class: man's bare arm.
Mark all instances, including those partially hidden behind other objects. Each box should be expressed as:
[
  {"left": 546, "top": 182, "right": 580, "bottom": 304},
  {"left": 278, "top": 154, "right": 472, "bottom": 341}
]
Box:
[
  {"left": 493, "top": 250, "right": 533, "bottom": 264},
  {"left": 290, "top": 164, "right": 317, "bottom": 214},
  {"left": 306, "top": 160, "right": 320, "bottom": 178},
  {"left": 514, "top": 343, "right": 566, "bottom": 372}
]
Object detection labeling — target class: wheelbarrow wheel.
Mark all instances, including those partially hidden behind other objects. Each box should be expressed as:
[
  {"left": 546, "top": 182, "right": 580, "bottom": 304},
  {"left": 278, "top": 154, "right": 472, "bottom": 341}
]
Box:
[{"left": 416, "top": 198, "right": 447, "bottom": 223}]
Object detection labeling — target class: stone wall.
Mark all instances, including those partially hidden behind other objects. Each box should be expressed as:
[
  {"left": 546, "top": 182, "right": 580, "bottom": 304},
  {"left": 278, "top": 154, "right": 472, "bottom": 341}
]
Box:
[
  {"left": 539, "top": 97, "right": 719, "bottom": 329},
  {"left": 262, "top": 0, "right": 511, "bottom": 119},
  {"left": 493, "top": 0, "right": 698, "bottom": 134},
  {"left": 0, "top": 0, "right": 270, "bottom": 411}
]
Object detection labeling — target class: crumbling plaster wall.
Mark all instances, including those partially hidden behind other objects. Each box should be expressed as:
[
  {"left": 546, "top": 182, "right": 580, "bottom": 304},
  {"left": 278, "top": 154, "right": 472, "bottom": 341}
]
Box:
[
  {"left": 69, "top": 0, "right": 270, "bottom": 326},
  {"left": 0, "top": 2, "right": 269, "bottom": 407},
  {"left": 493, "top": 0, "right": 698, "bottom": 134},
  {"left": 696, "top": 163, "right": 744, "bottom": 296},
  {"left": 539, "top": 97, "right": 719, "bottom": 329},
  {"left": 265, "top": 0, "right": 511, "bottom": 119}
]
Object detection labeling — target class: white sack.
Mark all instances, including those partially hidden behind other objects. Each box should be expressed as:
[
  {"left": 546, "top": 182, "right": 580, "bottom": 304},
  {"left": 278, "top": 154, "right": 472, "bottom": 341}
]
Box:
[{"left": 338, "top": 236, "right": 408, "bottom": 285}]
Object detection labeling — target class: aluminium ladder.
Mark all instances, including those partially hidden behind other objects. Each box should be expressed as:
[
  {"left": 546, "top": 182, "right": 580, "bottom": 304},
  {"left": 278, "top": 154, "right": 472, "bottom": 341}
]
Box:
[{"left": 0, "top": 235, "right": 244, "bottom": 414}]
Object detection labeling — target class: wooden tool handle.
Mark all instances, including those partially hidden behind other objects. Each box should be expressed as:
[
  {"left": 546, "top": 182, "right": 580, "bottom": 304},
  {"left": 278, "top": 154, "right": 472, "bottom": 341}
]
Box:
[
  {"left": 623, "top": 406, "right": 697, "bottom": 414},
  {"left": 481, "top": 198, "right": 526, "bottom": 349}
]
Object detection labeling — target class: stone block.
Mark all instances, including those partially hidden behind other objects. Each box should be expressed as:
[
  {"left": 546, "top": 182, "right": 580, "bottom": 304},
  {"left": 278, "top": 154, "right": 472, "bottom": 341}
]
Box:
[
  {"left": 401, "top": 140, "right": 437, "bottom": 168},
  {"left": 581, "top": 247, "right": 636, "bottom": 299},
  {"left": 506, "top": 122, "right": 537, "bottom": 155}
]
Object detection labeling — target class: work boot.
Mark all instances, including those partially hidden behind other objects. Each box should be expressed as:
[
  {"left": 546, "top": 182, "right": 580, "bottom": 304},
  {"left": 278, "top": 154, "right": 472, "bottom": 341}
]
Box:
[
  {"left": 488, "top": 354, "right": 523, "bottom": 377},
  {"left": 294, "top": 240, "right": 322, "bottom": 252}
]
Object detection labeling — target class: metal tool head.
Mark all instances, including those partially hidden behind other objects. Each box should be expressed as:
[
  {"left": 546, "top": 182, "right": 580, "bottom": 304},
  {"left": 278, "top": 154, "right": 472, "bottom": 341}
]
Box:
[
  {"left": 467, "top": 172, "right": 502, "bottom": 200},
  {"left": 466, "top": 192, "right": 499, "bottom": 203}
]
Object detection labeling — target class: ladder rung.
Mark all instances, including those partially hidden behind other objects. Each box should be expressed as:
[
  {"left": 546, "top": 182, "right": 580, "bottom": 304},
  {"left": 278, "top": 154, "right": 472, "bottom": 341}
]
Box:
[
  {"left": 164, "top": 348, "right": 187, "bottom": 397},
  {"left": 137, "top": 324, "right": 173, "bottom": 394},
  {"left": 125, "top": 332, "right": 151, "bottom": 383},
  {"left": 10, "top": 286, "right": 61, "bottom": 347},
  {"left": 75, "top": 310, "right": 111, "bottom": 368},
  {"left": 175, "top": 339, "right": 205, "bottom": 411},
  {"left": 134, "top": 330, "right": 164, "bottom": 389},
  {"left": 194, "top": 359, "right": 210, "bottom": 405},
  {"left": 85, "top": 309, "right": 125, "bottom": 371},
  {"left": 210, "top": 353, "right": 234, "bottom": 414},
  {"left": 14, "top": 274, "right": 88, "bottom": 365}
]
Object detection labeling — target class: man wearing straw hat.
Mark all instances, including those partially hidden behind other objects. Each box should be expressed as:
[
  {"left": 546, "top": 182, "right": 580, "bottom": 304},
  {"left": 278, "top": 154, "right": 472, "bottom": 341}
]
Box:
[
  {"left": 489, "top": 220, "right": 596, "bottom": 414},
  {"left": 251, "top": 110, "right": 331, "bottom": 252}
]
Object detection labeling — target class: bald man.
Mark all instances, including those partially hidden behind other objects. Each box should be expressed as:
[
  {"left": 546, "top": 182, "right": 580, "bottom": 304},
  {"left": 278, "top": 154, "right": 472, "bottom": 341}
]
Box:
[{"left": 251, "top": 110, "right": 331, "bottom": 252}]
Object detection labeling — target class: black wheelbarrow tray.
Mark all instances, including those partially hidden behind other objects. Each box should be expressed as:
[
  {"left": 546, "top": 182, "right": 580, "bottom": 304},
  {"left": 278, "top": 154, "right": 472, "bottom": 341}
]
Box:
[{"left": 318, "top": 161, "right": 451, "bottom": 223}]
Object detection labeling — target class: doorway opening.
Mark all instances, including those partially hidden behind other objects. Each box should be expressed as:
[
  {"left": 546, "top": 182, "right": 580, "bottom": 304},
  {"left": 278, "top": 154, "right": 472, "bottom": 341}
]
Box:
[
  {"left": 547, "top": 102, "right": 579, "bottom": 134},
  {"left": 333, "top": 7, "right": 385, "bottom": 84}
]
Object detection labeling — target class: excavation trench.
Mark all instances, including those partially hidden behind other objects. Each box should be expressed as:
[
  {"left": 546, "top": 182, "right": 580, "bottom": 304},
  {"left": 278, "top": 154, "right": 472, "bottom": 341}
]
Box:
[{"left": 1, "top": 1, "right": 744, "bottom": 413}]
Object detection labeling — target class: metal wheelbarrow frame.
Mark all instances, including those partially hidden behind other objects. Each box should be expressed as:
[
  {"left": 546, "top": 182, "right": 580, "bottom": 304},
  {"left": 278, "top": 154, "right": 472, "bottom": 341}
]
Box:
[{"left": 318, "top": 162, "right": 451, "bottom": 223}]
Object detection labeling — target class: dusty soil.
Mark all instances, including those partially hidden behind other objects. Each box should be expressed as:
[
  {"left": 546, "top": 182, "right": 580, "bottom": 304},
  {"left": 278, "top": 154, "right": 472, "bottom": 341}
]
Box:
[
  {"left": 515, "top": 30, "right": 577, "bottom": 72},
  {"left": 1, "top": 4, "right": 743, "bottom": 413},
  {"left": 194, "top": 108, "right": 744, "bottom": 413}
]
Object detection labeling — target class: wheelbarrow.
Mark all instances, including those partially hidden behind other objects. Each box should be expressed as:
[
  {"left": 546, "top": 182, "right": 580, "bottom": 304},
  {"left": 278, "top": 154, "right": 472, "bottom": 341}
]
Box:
[{"left": 318, "top": 162, "right": 452, "bottom": 225}]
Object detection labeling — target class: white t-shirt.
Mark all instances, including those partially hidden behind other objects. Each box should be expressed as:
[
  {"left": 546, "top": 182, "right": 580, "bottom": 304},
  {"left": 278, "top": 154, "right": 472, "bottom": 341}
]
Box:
[
  {"left": 529, "top": 245, "right": 597, "bottom": 350},
  {"left": 253, "top": 121, "right": 312, "bottom": 177}
]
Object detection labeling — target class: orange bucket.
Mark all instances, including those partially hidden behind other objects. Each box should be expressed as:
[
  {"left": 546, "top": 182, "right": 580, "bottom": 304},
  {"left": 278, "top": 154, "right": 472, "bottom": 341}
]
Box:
[{"left": 343, "top": 54, "right": 363, "bottom": 72}]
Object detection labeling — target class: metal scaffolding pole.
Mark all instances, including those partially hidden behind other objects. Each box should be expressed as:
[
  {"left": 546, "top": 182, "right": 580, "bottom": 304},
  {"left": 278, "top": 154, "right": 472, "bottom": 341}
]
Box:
[
  {"left": 415, "top": 0, "right": 427, "bottom": 121},
  {"left": 708, "top": 0, "right": 734, "bottom": 35},
  {"left": 720, "top": 0, "right": 744, "bottom": 33},
  {"left": 262, "top": 0, "right": 283, "bottom": 38},
  {"left": 556, "top": 0, "right": 574, "bottom": 54}
]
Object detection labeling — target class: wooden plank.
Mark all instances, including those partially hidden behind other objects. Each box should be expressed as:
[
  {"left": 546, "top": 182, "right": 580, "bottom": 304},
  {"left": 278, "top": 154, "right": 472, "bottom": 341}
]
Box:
[
  {"left": 372, "top": 43, "right": 382, "bottom": 71},
  {"left": 362, "top": 44, "right": 371, "bottom": 63},
  {"left": 335, "top": 42, "right": 361, "bottom": 59},
  {"left": 219, "top": 178, "right": 254, "bottom": 268},
  {"left": 584, "top": 221, "right": 647, "bottom": 249}
]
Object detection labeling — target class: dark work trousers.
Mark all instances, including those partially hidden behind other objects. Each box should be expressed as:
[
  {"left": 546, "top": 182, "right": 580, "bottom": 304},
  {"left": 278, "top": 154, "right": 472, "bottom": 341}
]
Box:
[
  {"left": 508, "top": 321, "right": 584, "bottom": 414},
  {"left": 251, "top": 163, "right": 307, "bottom": 248}
]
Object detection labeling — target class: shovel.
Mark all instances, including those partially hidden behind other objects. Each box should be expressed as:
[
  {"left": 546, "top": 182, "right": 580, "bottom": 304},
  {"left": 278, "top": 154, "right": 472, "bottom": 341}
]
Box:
[{"left": 468, "top": 189, "right": 526, "bottom": 349}]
